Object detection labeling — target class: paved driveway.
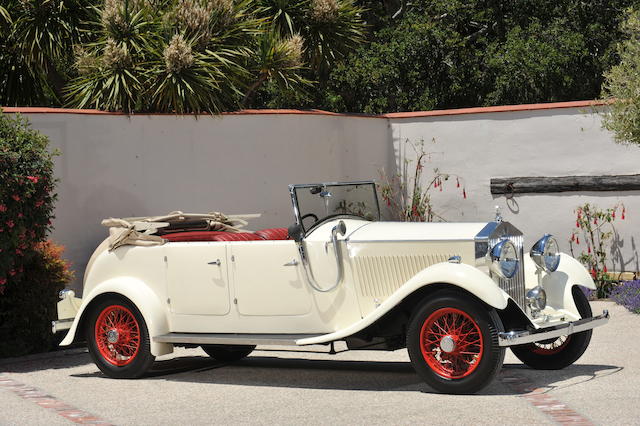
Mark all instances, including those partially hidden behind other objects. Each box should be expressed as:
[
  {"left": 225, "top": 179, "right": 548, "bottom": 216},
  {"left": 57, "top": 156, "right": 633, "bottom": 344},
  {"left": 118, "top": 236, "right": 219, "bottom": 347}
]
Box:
[{"left": 0, "top": 301, "right": 636, "bottom": 425}]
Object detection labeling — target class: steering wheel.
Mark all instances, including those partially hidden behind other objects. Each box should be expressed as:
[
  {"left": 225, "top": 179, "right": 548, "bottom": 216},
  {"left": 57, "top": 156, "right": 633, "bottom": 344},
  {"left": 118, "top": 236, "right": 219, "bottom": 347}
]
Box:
[{"left": 300, "top": 213, "right": 319, "bottom": 227}]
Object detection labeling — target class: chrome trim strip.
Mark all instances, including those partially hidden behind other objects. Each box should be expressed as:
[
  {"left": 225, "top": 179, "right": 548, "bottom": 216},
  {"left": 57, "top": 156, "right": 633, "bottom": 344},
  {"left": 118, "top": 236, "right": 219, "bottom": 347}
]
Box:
[
  {"left": 347, "top": 238, "right": 473, "bottom": 244},
  {"left": 51, "top": 318, "right": 73, "bottom": 334},
  {"left": 498, "top": 310, "right": 609, "bottom": 347},
  {"left": 154, "top": 333, "right": 321, "bottom": 346}
]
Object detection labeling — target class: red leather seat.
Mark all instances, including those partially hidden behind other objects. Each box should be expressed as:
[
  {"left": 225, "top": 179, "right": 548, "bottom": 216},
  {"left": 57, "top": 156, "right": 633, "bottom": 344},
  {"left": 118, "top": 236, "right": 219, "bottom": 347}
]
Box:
[
  {"left": 163, "top": 231, "right": 263, "bottom": 242},
  {"left": 255, "top": 228, "right": 289, "bottom": 240}
]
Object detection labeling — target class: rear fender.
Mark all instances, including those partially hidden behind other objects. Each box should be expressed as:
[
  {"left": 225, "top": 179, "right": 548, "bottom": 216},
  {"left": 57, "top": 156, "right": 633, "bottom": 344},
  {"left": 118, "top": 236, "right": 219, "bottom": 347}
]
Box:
[{"left": 60, "top": 277, "right": 172, "bottom": 356}]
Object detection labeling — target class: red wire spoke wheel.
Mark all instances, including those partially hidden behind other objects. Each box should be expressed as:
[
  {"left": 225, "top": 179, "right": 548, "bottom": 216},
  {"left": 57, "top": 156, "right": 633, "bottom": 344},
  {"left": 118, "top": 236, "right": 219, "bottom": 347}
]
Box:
[
  {"left": 419, "top": 307, "right": 484, "bottom": 379},
  {"left": 406, "top": 291, "right": 504, "bottom": 394},
  {"left": 86, "top": 298, "right": 155, "bottom": 379},
  {"left": 94, "top": 305, "right": 141, "bottom": 366}
]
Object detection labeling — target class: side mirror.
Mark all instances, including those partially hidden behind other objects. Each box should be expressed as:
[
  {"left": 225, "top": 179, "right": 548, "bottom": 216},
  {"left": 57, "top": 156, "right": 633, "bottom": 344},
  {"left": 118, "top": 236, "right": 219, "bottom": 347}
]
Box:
[
  {"left": 336, "top": 220, "right": 346, "bottom": 236},
  {"left": 288, "top": 223, "right": 304, "bottom": 242}
]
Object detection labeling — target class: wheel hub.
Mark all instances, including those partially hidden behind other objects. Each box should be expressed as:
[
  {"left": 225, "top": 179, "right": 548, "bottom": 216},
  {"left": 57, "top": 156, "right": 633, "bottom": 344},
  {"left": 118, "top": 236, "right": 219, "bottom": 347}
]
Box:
[
  {"left": 107, "top": 329, "right": 119, "bottom": 344},
  {"left": 440, "top": 335, "right": 456, "bottom": 353}
]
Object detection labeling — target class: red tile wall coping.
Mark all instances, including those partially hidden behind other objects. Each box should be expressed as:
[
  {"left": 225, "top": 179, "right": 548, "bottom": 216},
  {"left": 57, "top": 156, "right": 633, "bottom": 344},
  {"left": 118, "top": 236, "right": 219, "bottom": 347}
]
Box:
[{"left": 2, "top": 100, "right": 609, "bottom": 119}]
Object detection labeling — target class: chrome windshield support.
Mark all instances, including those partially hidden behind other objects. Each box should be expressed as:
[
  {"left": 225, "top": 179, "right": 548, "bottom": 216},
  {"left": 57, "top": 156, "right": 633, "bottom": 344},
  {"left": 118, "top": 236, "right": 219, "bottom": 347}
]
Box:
[
  {"left": 297, "top": 221, "right": 346, "bottom": 293},
  {"left": 498, "top": 310, "right": 610, "bottom": 347}
]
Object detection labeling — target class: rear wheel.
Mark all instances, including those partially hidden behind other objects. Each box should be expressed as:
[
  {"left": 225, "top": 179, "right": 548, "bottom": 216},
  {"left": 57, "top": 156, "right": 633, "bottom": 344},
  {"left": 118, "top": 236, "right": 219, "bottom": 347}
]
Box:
[
  {"left": 201, "top": 345, "right": 255, "bottom": 362},
  {"left": 511, "top": 286, "right": 592, "bottom": 370},
  {"left": 406, "top": 291, "right": 505, "bottom": 394},
  {"left": 86, "top": 298, "right": 155, "bottom": 379}
]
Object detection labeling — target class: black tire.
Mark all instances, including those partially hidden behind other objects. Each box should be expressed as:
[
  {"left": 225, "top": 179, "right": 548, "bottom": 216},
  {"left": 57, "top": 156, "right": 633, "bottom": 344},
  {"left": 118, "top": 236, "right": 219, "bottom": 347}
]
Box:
[
  {"left": 201, "top": 345, "right": 255, "bottom": 362},
  {"left": 406, "top": 290, "right": 505, "bottom": 394},
  {"left": 511, "top": 286, "right": 592, "bottom": 370},
  {"left": 86, "top": 297, "right": 155, "bottom": 379}
]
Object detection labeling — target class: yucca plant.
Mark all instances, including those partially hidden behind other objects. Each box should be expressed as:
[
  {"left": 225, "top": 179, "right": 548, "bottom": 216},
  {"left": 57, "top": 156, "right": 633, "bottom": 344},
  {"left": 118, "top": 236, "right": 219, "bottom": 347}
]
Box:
[
  {"left": 65, "top": 0, "right": 156, "bottom": 112},
  {"left": 301, "top": 0, "right": 366, "bottom": 79},
  {"left": 148, "top": 34, "right": 239, "bottom": 113},
  {"left": 0, "top": 0, "right": 93, "bottom": 106},
  {"left": 257, "top": 0, "right": 308, "bottom": 35},
  {"left": 243, "top": 30, "right": 310, "bottom": 106}
]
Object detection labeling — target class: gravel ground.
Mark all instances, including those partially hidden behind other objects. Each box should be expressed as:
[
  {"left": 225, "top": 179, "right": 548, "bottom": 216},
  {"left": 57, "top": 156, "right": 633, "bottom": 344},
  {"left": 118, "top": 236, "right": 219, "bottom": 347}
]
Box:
[{"left": 0, "top": 301, "right": 636, "bottom": 425}]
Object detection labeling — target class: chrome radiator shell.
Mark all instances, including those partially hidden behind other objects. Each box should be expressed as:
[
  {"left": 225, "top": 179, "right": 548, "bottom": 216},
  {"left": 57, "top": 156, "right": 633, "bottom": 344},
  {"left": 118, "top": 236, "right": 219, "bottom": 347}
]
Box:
[{"left": 475, "top": 222, "right": 526, "bottom": 309}]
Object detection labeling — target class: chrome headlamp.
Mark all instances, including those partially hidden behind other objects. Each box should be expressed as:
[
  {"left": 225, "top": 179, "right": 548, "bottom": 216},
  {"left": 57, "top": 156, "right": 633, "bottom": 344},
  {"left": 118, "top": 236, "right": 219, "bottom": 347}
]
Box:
[
  {"left": 530, "top": 234, "right": 561, "bottom": 272},
  {"left": 490, "top": 239, "right": 519, "bottom": 279}
]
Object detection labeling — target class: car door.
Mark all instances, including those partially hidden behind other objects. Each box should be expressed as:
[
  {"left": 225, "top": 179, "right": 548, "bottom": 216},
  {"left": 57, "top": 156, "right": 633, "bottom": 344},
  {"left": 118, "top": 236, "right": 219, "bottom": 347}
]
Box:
[
  {"left": 166, "top": 242, "right": 230, "bottom": 315},
  {"left": 230, "top": 240, "right": 312, "bottom": 316}
]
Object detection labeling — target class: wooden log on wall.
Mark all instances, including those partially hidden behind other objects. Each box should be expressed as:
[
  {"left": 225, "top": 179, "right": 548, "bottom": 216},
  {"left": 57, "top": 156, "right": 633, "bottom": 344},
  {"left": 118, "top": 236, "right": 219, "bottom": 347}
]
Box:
[{"left": 490, "top": 174, "right": 640, "bottom": 195}]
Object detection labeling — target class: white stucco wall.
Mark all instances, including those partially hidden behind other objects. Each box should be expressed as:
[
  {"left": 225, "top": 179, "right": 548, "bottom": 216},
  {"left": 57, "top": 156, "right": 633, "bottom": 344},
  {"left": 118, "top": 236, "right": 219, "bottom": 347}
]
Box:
[
  {"left": 389, "top": 106, "right": 640, "bottom": 273},
  {"left": 11, "top": 103, "right": 640, "bottom": 290},
  {"left": 18, "top": 112, "right": 390, "bottom": 289}
]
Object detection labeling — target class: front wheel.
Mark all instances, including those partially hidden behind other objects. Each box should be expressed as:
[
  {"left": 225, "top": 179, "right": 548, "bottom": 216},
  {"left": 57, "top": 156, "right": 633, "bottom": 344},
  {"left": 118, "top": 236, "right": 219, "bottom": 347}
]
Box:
[
  {"left": 406, "top": 291, "right": 505, "bottom": 394},
  {"left": 511, "top": 286, "right": 592, "bottom": 370},
  {"left": 86, "top": 298, "right": 155, "bottom": 379}
]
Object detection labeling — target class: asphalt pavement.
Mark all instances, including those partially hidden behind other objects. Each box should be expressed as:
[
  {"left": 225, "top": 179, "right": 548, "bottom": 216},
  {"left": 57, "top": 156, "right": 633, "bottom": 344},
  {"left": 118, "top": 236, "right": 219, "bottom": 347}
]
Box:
[{"left": 0, "top": 301, "right": 636, "bottom": 425}]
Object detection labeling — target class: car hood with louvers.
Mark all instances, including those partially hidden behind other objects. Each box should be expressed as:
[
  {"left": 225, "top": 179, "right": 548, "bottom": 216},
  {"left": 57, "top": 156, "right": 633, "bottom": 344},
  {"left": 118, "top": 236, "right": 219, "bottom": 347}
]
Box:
[{"left": 345, "top": 221, "right": 526, "bottom": 309}]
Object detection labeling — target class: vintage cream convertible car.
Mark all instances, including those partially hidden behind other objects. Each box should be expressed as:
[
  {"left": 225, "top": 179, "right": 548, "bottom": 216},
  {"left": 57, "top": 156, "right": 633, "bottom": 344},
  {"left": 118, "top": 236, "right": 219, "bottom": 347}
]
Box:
[{"left": 54, "top": 181, "right": 609, "bottom": 394}]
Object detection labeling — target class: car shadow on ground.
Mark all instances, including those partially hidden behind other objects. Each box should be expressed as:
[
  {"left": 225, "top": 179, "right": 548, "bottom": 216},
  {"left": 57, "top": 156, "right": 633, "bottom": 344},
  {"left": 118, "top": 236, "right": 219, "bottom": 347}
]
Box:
[
  {"left": 0, "top": 348, "right": 92, "bottom": 373},
  {"left": 70, "top": 355, "right": 622, "bottom": 396}
]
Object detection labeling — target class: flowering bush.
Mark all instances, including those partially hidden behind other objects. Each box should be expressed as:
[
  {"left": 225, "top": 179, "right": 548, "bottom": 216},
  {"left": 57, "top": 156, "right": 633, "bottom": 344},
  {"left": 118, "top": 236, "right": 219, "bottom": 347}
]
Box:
[
  {"left": 0, "top": 241, "right": 73, "bottom": 357},
  {"left": 609, "top": 280, "right": 640, "bottom": 314},
  {"left": 568, "top": 202, "right": 625, "bottom": 298},
  {"left": 378, "top": 138, "right": 466, "bottom": 222},
  {"left": 0, "top": 110, "right": 57, "bottom": 293}
]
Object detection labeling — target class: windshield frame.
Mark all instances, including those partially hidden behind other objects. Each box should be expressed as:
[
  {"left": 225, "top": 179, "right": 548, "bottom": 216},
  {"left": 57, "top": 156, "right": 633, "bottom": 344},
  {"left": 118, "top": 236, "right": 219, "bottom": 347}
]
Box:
[{"left": 289, "top": 181, "right": 381, "bottom": 235}]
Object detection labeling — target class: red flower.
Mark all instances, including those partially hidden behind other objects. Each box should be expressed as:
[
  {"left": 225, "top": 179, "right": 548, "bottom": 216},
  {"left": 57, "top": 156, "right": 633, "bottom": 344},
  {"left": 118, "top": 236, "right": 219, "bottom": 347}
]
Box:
[
  {"left": 26, "top": 176, "right": 39, "bottom": 183},
  {"left": 604, "top": 265, "right": 608, "bottom": 273},
  {"left": 612, "top": 211, "right": 616, "bottom": 219},
  {"left": 576, "top": 236, "right": 580, "bottom": 244},
  {"left": 588, "top": 246, "right": 591, "bottom": 254},
  {"left": 15, "top": 249, "right": 22, "bottom": 256},
  {"left": 11, "top": 194, "right": 20, "bottom": 202},
  {"left": 17, "top": 213, "right": 23, "bottom": 218},
  {"left": 0, "top": 205, "right": 6, "bottom": 212},
  {"left": 622, "top": 208, "right": 626, "bottom": 220},
  {"left": 456, "top": 177, "right": 460, "bottom": 188},
  {"left": 0, "top": 278, "right": 6, "bottom": 286},
  {"left": 463, "top": 189, "right": 467, "bottom": 199},
  {"left": 35, "top": 200, "right": 44, "bottom": 207},
  {"left": 6, "top": 220, "right": 14, "bottom": 228},
  {"left": 9, "top": 269, "right": 15, "bottom": 276}
]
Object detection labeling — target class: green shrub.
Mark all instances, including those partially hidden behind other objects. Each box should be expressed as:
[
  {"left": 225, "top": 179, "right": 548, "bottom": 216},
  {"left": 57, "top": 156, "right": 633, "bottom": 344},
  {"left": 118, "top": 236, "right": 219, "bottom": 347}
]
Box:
[
  {"left": 0, "top": 110, "right": 57, "bottom": 292},
  {"left": 0, "top": 241, "right": 73, "bottom": 357},
  {"left": 1, "top": 110, "right": 64, "bottom": 358}
]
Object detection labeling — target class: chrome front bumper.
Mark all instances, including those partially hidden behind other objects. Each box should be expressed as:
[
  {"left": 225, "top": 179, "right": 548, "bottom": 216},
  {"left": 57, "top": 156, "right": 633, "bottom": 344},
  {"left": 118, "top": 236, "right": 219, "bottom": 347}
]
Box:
[
  {"left": 498, "top": 310, "right": 609, "bottom": 347},
  {"left": 52, "top": 318, "right": 74, "bottom": 334}
]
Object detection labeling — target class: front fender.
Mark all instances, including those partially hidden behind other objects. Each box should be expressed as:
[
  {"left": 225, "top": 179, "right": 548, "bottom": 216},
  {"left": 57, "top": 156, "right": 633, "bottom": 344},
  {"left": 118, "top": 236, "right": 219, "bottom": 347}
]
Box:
[
  {"left": 60, "top": 277, "right": 172, "bottom": 356},
  {"left": 524, "top": 252, "right": 595, "bottom": 321},
  {"left": 297, "top": 262, "right": 509, "bottom": 345}
]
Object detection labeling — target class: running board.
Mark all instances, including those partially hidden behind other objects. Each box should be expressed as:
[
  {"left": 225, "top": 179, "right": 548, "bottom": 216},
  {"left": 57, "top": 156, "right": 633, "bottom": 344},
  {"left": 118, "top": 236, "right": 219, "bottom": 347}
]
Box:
[{"left": 153, "top": 333, "right": 322, "bottom": 346}]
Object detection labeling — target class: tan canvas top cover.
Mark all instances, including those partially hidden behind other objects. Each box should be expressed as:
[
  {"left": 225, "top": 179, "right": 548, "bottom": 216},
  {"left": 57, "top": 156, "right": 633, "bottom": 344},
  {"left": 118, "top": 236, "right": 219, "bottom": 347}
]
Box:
[{"left": 101, "top": 211, "right": 255, "bottom": 251}]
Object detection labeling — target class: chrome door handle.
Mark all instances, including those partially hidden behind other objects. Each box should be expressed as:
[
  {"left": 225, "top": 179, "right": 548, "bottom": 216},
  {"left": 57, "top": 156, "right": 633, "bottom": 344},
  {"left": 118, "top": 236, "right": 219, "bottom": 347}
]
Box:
[
  {"left": 208, "top": 259, "right": 221, "bottom": 266},
  {"left": 283, "top": 259, "right": 299, "bottom": 266}
]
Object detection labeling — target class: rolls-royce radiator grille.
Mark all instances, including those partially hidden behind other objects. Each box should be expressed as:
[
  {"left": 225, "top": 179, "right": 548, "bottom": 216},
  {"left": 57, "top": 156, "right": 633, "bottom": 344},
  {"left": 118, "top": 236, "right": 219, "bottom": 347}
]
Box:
[
  {"left": 490, "top": 234, "right": 526, "bottom": 308},
  {"left": 353, "top": 254, "right": 453, "bottom": 298}
]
